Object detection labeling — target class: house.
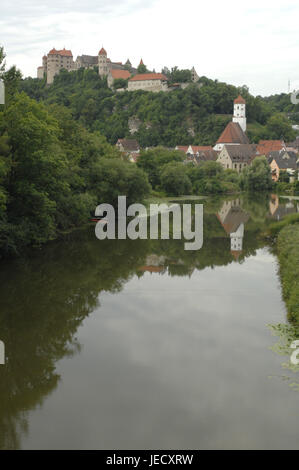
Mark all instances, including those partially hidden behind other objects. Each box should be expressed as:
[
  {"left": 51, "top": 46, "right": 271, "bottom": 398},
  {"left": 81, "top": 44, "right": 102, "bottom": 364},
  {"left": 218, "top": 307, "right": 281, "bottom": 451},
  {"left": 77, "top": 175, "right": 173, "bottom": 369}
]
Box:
[
  {"left": 268, "top": 150, "right": 298, "bottom": 181},
  {"left": 213, "top": 122, "right": 249, "bottom": 152},
  {"left": 256, "top": 140, "right": 286, "bottom": 156},
  {"left": 116, "top": 139, "right": 140, "bottom": 162},
  {"left": 217, "top": 144, "right": 258, "bottom": 173},
  {"left": 176, "top": 145, "right": 217, "bottom": 164},
  {"left": 128, "top": 73, "right": 168, "bottom": 92},
  {"left": 286, "top": 139, "right": 299, "bottom": 154}
]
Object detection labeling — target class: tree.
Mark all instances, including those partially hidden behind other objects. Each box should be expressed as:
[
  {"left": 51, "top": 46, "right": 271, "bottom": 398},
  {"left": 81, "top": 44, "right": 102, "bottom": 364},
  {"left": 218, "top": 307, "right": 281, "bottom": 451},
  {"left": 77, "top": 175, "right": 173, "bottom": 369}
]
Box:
[
  {"left": 160, "top": 162, "right": 192, "bottom": 195},
  {"left": 240, "top": 156, "right": 273, "bottom": 191},
  {"left": 266, "top": 113, "right": 296, "bottom": 141},
  {"left": 137, "top": 61, "right": 147, "bottom": 74},
  {"left": 137, "top": 147, "right": 184, "bottom": 189}
]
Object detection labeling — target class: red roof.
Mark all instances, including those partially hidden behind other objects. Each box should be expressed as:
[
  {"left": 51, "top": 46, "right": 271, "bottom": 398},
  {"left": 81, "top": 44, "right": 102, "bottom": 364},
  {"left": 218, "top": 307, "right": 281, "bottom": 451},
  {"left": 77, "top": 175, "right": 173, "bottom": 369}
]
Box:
[
  {"left": 49, "top": 48, "right": 72, "bottom": 57},
  {"left": 257, "top": 140, "right": 285, "bottom": 155},
  {"left": 176, "top": 146, "right": 189, "bottom": 153},
  {"left": 129, "top": 73, "right": 168, "bottom": 82},
  {"left": 234, "top": 95, "right": 246, "bottom": 104},
  {"left": 216, "top": 122, "right": 249, "bottom": 144},
  {"left": 99, "top": 47, "right": 107, "bottom": 56},
  {"left": 111, "top": 70, "right": 131, "bottom": 80},
  {"left": 139, "top": 58, "right": 144, "bottom": 65},
  {"left": 191, "top": 145, "right": 213, "bottom": 152}
]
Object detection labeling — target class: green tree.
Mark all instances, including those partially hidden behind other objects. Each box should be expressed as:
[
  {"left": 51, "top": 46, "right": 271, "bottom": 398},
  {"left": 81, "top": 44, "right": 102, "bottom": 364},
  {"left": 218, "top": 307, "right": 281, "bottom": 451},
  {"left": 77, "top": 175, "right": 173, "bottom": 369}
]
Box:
[
  {"left": 160, "top": 162, "right": 192, "bottom": 195},
  {"left": 240, "top": 156, "right": 273, "bottom": 191}
]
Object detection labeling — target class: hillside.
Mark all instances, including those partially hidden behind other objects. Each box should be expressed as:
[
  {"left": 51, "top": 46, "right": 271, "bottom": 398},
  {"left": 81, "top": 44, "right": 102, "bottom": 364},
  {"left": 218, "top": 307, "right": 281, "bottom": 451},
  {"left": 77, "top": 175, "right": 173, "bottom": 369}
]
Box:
[{"left": 20, "top": 68, "right": 297, "bottom": 147}]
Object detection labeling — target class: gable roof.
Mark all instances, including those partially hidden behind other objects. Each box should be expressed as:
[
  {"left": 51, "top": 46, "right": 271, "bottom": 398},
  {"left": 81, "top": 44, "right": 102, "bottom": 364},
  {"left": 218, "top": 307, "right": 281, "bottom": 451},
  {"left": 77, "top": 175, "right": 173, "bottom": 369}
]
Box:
[
  {"left": 257, "top": 140, "right": 285, "bottom": 155},
  {"left": 216, "top": 122, "right": 249, "bottom": 145},
  {"left": 217, "top": 207, "right": 249, "bottom": 234},
  {"left": 110, "top": 69, "right": 131, "bottom": 80},
  {"left": 234, "top": 95, "right": 246, "bottom": 104},
  {"left": 116, "top": 139, "right": 140, "bottom": 151},
  {"left": 271, "top": 151, "right": 298, "bottom": 170},
  {"left": 224, "top": 144, "right": 258, "bottom": 163},
  {"left": 176, "top": 145, "right": 189, "bottom": 153},
  {"left": 129, "top": 73, "right": 168, "bottom": 82}
]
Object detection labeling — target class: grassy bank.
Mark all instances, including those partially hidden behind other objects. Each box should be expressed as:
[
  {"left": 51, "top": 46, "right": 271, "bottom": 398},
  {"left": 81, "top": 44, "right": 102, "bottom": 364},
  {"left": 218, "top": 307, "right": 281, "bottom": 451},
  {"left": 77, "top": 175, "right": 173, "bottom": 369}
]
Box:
[{"left": 276, "top": 224, "right": 299, "bottom": 326}]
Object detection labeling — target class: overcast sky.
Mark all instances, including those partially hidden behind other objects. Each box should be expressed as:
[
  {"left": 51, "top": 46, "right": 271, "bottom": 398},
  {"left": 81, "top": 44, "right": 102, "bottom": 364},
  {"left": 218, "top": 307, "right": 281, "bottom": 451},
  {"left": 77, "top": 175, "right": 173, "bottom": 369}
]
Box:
[{"left": 1, "top": 0, "right": 299, "bottom": 96}]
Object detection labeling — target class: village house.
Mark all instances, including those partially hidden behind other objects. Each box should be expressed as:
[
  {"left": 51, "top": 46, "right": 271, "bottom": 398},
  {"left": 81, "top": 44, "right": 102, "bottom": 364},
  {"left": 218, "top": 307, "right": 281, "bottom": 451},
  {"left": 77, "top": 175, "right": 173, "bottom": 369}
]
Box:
[
  {"left": 268, "top": 150, "right": 298, "bottom": 182},
  {"left": 116, "top": 138, "right": 140, "bottom": 162},
  {"left": 256, "top": 140, "right": 286, "bottom": 156},
  {"left": 175, "top": 145, "right": 217, "bottom": 163},
  {"left": 217, "top": 144, "right": 258, "bottom": 173},
  {"left": 286, "top": 139, "right": 299, "bottom": 154}
]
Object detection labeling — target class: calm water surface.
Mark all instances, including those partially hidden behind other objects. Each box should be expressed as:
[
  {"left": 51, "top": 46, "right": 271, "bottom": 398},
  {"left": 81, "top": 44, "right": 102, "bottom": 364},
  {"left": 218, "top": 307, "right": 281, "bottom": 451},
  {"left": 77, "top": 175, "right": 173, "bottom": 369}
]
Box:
[{"left": 0, "top": 194, "right": 298, "bottom": 449}]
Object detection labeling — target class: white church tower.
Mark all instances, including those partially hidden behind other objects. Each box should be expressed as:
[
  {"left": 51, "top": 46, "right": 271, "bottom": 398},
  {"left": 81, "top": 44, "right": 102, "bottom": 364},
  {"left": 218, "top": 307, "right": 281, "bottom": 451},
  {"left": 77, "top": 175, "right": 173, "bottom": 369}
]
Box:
[
  {"left": 233, "top": 95, "right": 246, "bottom": 132},
  {"left": 230, "top": 223, "right": 244, "bottom": 253}
]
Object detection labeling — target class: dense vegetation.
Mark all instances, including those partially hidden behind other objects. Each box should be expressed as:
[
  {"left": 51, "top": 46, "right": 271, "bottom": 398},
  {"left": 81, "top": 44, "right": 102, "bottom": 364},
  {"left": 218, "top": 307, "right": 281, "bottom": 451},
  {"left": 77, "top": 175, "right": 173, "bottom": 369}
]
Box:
[
  {"left": 276, "top": 224, "right": 299, "bottom": 326},
  {"left": 137, "top": 147, "right": 273, "bottom": 196},
  {"left": 0, "top": 48, "right": 150, "bottom": 257},
  {"left": 20, "top": 66, "right": 297, "bottom": 147}
]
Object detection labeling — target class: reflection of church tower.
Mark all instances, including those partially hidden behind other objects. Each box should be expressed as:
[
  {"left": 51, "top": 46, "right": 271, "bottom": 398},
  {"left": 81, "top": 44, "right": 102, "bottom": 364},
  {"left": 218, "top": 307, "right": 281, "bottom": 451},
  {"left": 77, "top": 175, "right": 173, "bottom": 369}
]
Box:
[
  {"left": 216, "top": 200, "right": 249, "bottom": 260},
  {"left": 230, "top": 222, "right": 244, "bottom": 258}
]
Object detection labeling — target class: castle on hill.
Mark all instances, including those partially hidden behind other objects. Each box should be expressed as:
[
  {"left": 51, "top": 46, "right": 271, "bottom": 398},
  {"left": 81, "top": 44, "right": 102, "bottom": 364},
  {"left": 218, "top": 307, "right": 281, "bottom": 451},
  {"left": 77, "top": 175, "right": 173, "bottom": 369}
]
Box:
[{"left": 37, "top": 46, "right": 199, "bottom": 91}]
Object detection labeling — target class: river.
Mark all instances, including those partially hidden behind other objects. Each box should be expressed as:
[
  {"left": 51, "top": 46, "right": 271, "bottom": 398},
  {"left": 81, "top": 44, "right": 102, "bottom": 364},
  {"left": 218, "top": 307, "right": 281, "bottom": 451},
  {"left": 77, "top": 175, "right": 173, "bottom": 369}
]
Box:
[{"left": 0, "top": 193, "right": 298, "bottom": 449}]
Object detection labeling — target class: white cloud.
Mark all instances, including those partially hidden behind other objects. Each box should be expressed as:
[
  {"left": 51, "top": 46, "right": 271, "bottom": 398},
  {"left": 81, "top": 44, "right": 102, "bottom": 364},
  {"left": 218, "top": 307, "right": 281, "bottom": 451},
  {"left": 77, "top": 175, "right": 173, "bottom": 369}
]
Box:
[{"left": 1, "top": 0, "right": 299, "bottom": 95}]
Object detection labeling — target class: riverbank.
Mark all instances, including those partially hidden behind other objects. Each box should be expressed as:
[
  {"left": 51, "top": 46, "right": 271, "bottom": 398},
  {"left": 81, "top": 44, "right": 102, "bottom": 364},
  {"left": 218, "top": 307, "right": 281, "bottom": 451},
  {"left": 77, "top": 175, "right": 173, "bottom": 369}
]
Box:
[{"left": 275, "top": 223, "right": 299, "bottom": 326}]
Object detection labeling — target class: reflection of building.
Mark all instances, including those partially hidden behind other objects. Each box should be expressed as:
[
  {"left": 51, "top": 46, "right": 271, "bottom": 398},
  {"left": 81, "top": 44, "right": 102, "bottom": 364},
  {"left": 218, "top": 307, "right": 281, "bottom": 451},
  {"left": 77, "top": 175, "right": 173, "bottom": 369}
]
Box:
[
  {"left": 217, "top": 200, "right": 249, "bottom": 260},
  {"left": 139, "top": 255, "right": 167, "bottom": 274},
  {"left": 269, "top": 194, "right": 298, "bottom": 220}
]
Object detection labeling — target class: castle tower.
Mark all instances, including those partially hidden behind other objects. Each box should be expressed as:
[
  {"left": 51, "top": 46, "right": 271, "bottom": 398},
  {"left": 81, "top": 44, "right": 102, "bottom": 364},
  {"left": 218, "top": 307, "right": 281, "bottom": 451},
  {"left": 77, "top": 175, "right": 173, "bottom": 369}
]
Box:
[
  {"left": 233, "top": 95, "right": 246, "bottom": 132},
  {"left": 98, "top": 47, "right": 108, "bottom": 77}
]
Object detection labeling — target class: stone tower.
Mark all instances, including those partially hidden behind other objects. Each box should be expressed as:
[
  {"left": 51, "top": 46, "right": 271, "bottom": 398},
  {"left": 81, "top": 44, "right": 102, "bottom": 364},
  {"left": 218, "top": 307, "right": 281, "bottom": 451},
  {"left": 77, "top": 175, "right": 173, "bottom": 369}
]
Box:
[
  {"left": 233, "top": 95, "right": 246, "bottom": 132},
  {"left": 98, "top": 47, "right": 108, "bottom": 77}
]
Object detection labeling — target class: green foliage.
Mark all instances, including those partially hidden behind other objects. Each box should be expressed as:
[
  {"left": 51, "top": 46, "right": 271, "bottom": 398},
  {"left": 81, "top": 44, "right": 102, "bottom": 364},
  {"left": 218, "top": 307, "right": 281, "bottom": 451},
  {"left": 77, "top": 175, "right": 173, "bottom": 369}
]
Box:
[
  {"left": 265, "top": 113, "right": 296, "bottom": 141},
  {"left": 160, "top": 162, "right": 192, "bottom": 196},
  {"left": 240, "top": 156, "right": 273, "bottom": 191},
  {"left": 137, "top": 62, "right": 147, "bottom": 74},
  {"left": 19, "top": 68, "right": 281, "bottom": 146},
  {"left": 0, "top": 91, "right": 150, "bottom": 257},
  {"left": 277, "top": 224, "right": 299, "bottom": 325},
  {"left": 137, "top": 147, "right": 184, "bottom": 189},
  {"left": 162, "top": 66, "right": 192, "bottom": 83}
]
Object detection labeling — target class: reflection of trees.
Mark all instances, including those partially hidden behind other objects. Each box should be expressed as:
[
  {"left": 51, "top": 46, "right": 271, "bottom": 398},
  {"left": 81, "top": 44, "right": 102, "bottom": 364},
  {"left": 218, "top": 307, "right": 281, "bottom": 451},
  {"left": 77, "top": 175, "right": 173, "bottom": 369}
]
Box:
[
  {"left": 0, "top": 194, "right": 292, "bottom": 449},
  {"left": 0, "top": 230, "right": 149, "bottom": 449}
]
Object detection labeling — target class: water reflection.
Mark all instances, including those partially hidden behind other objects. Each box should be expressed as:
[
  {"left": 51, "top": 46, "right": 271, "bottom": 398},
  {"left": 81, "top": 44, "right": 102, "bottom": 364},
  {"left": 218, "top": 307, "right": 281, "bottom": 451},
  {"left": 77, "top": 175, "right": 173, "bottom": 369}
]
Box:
[{"left": 0, "top": 194, "right": 298, "bottom": 449}]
